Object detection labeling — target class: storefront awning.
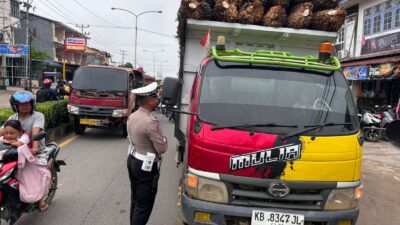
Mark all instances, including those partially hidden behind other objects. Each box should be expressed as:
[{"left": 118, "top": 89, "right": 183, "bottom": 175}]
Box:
[{"left": 341, "top": 56, "right": 400, "bottom": 67}]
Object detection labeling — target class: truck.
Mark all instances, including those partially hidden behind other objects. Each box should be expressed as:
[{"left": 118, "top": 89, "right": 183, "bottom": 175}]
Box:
[
  {"left": 67, "top": 65, "right": 155, "bottom": 136},
  {"left": 162, "top": 19, "right": 362, "bottom": 225}
]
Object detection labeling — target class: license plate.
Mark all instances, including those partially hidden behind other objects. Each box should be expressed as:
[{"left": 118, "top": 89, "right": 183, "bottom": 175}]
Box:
[
  {"left": 80, "top": 119, "right": 99, "bottom": 126},
  {"left": 251, "top": 211, "right": 304, "bottom": 225}
]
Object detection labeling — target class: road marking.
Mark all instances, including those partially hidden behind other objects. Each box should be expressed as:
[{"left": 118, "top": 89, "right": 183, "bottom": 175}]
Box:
[
  {"left": 59, "top": 135, "right": 79, "bottom": 148},
  {"left": 59, "top": 128, "right": 92, "bottom": 148}
]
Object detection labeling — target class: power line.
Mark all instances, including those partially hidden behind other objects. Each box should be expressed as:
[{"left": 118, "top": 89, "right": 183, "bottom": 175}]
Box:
[{"left": 71, "top": 0, "right": 116, "bottom": 26}]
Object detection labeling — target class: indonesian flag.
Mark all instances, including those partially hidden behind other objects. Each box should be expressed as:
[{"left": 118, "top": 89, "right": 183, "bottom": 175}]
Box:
[{"left": 200, "top": 28, "right": 211, "bottom": 49}]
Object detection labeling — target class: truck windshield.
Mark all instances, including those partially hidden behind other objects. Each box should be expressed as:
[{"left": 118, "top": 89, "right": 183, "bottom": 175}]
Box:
[
  {"left": 73, "top": 67, "right": 128, "bottom": 91},
  {"left": 198, "top": 61, "right": 359, "bottom": 136}
]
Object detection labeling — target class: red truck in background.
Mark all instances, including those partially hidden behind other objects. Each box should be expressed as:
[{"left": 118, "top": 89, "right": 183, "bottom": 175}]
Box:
[{"left": 67, "top": 65, "right": 155, "bottom": 136}]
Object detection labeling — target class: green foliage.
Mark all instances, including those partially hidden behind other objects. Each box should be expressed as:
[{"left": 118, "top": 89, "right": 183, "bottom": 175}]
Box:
[
  {"left": 120, "top": 62, "right": 133, "bottom": 69},
  {"left": 0, "top": 100, "right": 69, "bottom": 130},
  {"left": 31, "top": 47, "right": 50, "bottom": 60}
]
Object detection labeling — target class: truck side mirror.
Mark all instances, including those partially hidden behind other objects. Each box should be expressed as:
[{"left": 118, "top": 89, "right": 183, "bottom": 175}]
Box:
[
  {"left": 162, "top": 77, "right": 180, "bottom": 105},
  {"left": 386, "top": 120, "right": 400, "bottom": 147},
  {"left": 131, "top": 80, "right": 141, "bottom": 89}
]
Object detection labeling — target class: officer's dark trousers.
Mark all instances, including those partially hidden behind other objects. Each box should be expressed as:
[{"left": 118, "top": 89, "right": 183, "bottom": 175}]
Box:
[{"left": 127, "top": 155, "right": 158, "bottom": 225}]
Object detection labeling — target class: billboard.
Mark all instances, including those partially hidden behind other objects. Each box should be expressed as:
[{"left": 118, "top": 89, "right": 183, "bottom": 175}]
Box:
[
  {"left": 64, "top": 37, "right": 86, "bottom": 52},
  {"left": 361, "top": 32, "right": 400, "bottom": 55},
  {"left": 369, "top": 63, "right": 400, "bottom": 79},
  {"left": 343, "top": 66, "right": 368, "bottom": 80},
  {"left": 0, "top": 44, "right": 29, "bottom": 55}
]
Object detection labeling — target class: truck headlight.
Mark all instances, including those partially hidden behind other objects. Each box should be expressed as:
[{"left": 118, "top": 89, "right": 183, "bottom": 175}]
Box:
[
  {"left": 67, "top": 105, "right": 79, "bottom": 115},
  {"left": 324, "top": 186, "right": 362, "bottom": 211},
  {"left": 112, "top": 109, "right": 128, "bottom": 118},
  {"left": 184, "top": 173, "right": 229, "bottom": 204}
]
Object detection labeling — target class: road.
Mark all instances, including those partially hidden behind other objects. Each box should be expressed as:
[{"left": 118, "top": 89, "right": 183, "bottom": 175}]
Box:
[
  {"left": 12, "top": 113, "right": 400, "bottom": 225},
  {"left": 15, "top": 113, "right": 182, "bottom": 225}
]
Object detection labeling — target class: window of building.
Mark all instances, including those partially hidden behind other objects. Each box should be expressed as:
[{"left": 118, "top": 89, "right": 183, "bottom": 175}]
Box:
[
  {"left": 384, "top": 11, "right": 393, "bottom": 30},
  {"left": 364, "top": 1, "right": 400, "bottom": 36},
  {"left": 335, "top": 26, "right": 344, "bottom": 52},
  {"left": 10, "top": 0, "right": 20, "bottom": 18}
]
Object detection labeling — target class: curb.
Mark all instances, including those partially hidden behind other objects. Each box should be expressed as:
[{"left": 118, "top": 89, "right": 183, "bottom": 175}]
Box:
[{"left": 46, "top": 122, "right": 73, "bottom": 143}]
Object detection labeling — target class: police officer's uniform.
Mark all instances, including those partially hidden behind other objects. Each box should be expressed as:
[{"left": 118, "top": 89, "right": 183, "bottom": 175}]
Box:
[{"left": 127, "top": 82, "right": 168, "bottom": 225}]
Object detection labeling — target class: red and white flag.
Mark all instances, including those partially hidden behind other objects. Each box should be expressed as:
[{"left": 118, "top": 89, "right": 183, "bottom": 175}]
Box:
[{"left": 200, "top": 28, "right": 211, "bottom": 49}]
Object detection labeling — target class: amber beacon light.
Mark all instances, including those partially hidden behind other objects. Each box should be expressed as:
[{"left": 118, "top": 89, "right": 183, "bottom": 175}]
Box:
[{"left": 319, "top": 42, "right": 333, "bottom": 61}]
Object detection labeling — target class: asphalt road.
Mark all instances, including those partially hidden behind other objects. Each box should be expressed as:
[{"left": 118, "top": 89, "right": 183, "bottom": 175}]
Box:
[
  {"left": 11, "top": 113, "right": 400, "bottom": 225},
  {"left": 14, "top": 113, "right": 182, "bottom": 225}
]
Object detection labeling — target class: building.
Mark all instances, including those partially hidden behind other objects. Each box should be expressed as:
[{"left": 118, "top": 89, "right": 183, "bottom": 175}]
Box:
[
  {"left": 338, "top": 0, "right": 400, "bottom": 111},
  {"left": 14, "top": 13, "right": 110, "bottom": 85},
  {"left": 0, "top": 0, "right": 24, "bottom": 88}
]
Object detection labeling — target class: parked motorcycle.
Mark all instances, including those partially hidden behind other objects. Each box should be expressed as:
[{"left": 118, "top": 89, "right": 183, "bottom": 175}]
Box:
[
  {"left": 0, "top": 132, "right": 66, "bottom": 225},
  {"left": 360, "top": 110, "right": 382, "bottom": 142},
  {"left": 379, "top": 105, "right": 396, "bottom": 141}
]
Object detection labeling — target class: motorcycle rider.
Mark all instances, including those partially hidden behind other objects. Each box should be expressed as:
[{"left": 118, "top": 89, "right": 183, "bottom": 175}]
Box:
[
  {"left": 36, "top": 79, "right": 58, "bottom": 103},
  {"left": 0, "top": 91, "right": 45, "bottom": 152}
]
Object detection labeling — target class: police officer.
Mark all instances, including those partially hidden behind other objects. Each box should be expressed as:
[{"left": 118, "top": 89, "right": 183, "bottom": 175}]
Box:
[{"left": 127, "top": 82, "right": 168, "bottom": 225}]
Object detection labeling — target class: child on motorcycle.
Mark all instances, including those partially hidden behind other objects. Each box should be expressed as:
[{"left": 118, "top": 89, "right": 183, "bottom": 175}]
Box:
[
  {"left": 0, "top": 120, "right": 50, "bottom": 211},
  {"left": 0, "top": 120, "right": 30, "bottom": 148}
]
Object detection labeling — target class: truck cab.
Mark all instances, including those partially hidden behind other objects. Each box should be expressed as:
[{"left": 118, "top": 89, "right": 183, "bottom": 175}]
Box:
[
  {"left": 67, "top": 65, "right": 145, "bottom": 136},
  {"left": 163, "top": 20, "right": 363, "bottom": 225}
]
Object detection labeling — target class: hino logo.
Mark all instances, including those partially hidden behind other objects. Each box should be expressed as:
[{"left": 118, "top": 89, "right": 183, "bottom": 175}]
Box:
[
  {"left": 268, "top": 182, "right": 290, "bottom": 198},
  {"left": 229, "top": 143, "right": 302, "bottom": 171}
]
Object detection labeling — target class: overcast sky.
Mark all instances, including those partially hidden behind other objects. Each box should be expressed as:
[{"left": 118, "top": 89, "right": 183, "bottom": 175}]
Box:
[{"left": 31, "top": 0, "right": 180, "bottom": 77}]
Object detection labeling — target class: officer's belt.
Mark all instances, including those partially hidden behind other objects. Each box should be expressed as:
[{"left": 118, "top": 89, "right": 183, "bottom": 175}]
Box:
[{"left": 130, "top": 151, "right": 147, "bottom": 161}]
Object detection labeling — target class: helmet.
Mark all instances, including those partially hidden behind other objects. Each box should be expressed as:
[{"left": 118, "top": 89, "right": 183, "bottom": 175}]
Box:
[
  {"left": 43, "top": 79, "right": 52, "bottom": 88},
  {"left": 10, "top": 91, "right": 35, "bottom": 113}
]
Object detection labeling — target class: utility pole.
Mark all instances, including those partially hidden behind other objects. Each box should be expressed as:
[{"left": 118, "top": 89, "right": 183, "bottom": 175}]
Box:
[
  {"left": 76, "top": 24, "right": 89, "bottom": 66},
  {"left": 23, "top": 0, "right": 32, "bottom": 92},
  {"left": 0, "top": 0, "right": 7, "bottom": 89},
  {"left": 120, "top": 50, "right": 127, "bottom": 66}
]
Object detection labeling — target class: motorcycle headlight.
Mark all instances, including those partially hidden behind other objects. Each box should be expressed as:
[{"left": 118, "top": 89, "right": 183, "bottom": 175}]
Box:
[
  {"left": 67, "top": 105, "right": 79, "bottom": 115},
  {"left": 184, "top": 173, "right": 229, "bottom": 204},
  {"left": 112, "top": 109, "right": 128, "bottom": 118},
  {"left": 324, "top": 186, "right": 363, "bottom": 211},
  {"left": 0, "top": 168, "right": 14, "bottom": 182}
]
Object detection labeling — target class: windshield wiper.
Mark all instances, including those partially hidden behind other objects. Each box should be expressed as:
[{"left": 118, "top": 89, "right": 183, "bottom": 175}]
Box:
[
  {"left": 211, "top": 123, "right": 298, "bottom": 131},
  {"left": 282, "top": 122, "right": 353, "bottom": 139}
]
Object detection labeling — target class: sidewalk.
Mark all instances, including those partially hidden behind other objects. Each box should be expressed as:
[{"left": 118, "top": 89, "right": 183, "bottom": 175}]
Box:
[{"left": 0, "top": 87, "right": 38, "bottom": 109}]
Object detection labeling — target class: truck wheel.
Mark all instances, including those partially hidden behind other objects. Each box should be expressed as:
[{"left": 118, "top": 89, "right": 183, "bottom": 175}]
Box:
[
  {"left": 74, "top": 117, "right": 86, "bottom": 135},
  {"left": 122, "top": 124, "right": 128, "bottom": 137}
]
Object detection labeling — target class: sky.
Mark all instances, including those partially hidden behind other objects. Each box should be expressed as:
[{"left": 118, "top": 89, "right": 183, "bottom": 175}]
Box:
[{"left": 31, "top": 0, "right": 181, "bottom": 78}]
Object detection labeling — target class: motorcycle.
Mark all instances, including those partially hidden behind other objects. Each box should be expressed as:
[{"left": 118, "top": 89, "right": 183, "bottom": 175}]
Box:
[
  {"left": 379, "top": 105, "right": 396, "bottom": 141},
  {"left": 0, "top": 132, "right": 66, "bottom": 225},
  {"left": 360, "top": 110, "right": 382, "bottom": 142}
]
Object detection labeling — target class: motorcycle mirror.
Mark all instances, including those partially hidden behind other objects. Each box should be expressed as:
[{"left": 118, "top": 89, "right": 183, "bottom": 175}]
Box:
[
  {"left": 386, "top": 120, "right": 400, "bottom": 148},
  {"left": 33, "top": 132, "right": 46, "bottom": 141}
]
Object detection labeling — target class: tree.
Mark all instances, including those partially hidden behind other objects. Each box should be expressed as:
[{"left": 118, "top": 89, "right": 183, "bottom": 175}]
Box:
[
  {"left": 31, "top": 47, "right": 50, "bottom": 60},
  {"left": 120, "top": 62, "right": 133, "bottom": 69}
]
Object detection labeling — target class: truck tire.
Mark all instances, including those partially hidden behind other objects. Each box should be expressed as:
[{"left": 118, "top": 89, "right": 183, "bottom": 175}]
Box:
[{"left": 73, "top": 117, "right": 86, "bottom": 135}]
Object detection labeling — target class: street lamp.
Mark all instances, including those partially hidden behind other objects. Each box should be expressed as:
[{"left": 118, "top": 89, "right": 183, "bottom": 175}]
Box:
[
  {"left": 143, "top": 49, "right": 165, "bottom": 77},
  {"left": 111, "top": 7, "right": 162, "bottom": 69}
]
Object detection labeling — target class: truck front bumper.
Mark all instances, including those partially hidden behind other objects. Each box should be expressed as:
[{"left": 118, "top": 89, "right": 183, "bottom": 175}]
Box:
[{"left": 181, "top": 193, "right": 359, "bottom": 225}]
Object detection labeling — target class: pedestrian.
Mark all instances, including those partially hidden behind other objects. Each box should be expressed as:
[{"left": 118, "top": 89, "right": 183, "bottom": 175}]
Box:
[{"left": 126, "top": 82, "right": 168, "bottom": 225}]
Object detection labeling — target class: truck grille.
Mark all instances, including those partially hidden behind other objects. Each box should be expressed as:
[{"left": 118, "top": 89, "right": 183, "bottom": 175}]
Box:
[
  {"left": 78, "top": 105, "right": 114, "bottom": 117},
  {"left": 230, "top": 184, "right": 329, "bottom": 211}
]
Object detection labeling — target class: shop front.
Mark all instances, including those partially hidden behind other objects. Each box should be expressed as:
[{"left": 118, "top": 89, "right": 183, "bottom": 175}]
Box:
[{"left": 343, "top": 61, "right": 400, "bottom": 114}]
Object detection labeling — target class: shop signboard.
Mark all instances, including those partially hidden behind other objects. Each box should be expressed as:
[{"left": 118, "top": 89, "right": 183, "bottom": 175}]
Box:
[
  {"left": 0, "top": 44, "right": 29, "bottom": 55},
  {"left": 369, "top": 63, "right": 400, "bottom": 79},
  {"left": 64, "top": 37, "right": 86, "bottom": 52},
  {"left": 343, "top": 66, "right": 368, "bottom": 80},
  {"left": 361, "top": 32, "right": 400, "bottom": 55}
]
